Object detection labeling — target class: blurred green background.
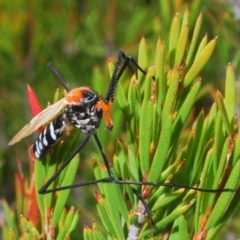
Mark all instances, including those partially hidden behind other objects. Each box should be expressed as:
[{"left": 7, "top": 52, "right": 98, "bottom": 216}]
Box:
[{"left": 0, "top": 0, "right": 240, "bottom": 238}]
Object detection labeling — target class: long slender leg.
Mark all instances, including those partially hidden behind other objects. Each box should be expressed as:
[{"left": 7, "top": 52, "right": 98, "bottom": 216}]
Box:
[
  {"left": 132, "top": 189, "right": 156, "bottom": 229},
  {"left": 39, "top": 127, "right": 236, "bottom": 193},
  {"left": 38, "top": 133, "right": 92, "bottom": 194},
  {"left": 92, "top": 132, "right": 115, "bottom": 180},
  {"left": 40, "top": 174, "right": 236, "bottom": 194},
  {"left": 105, "top": 51, "right": 147, "bottom": 102},
  {"left": 39, "top": 127, "right": 236, "bottom": 194}
]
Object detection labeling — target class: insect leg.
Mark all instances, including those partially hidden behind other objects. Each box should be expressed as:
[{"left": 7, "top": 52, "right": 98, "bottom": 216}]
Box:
[
  {"left": 118, "top": 50, "right": 147, "bottom": 76},
  {"left": 112, "top": 179, "right": 236, "bottom": 193},
  {"left": 105, "top": 51, "right": 147, "bottom": 103},
  {"left": 38, "top": 133, "right": 92, "bottom": 194},
  {"left": 131, "top": 189, "right": 157, "bottom": 230},
  {"left": 92, "top": 131, "right": 115, "bottom": 180},
  {"left": 47, "top": 62, "right": 72, "bottom": 93}
]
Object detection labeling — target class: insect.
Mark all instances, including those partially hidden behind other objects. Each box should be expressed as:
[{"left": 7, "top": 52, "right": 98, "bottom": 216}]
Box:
[
  {"left": 9, "top": 51, "right": 235, "bottom": 195},
  {"left": 8, "top": 51, "right": 150, "bottom": 193}
]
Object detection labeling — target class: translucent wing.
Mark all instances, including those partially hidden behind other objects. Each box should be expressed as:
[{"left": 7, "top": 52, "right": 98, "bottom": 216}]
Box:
[{"left": 8, "top": 98, "right": 65, "bottom": 145}]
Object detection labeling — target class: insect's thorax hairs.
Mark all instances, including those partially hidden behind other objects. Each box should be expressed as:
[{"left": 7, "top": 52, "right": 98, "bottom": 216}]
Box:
[{"left": 63, "top": 87, "right": 113, "bottom": 132}]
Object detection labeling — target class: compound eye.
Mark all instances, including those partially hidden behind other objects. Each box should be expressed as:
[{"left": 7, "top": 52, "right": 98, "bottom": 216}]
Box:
[{"left": 96, "top": 107, "right": 103, "bottom": 117}]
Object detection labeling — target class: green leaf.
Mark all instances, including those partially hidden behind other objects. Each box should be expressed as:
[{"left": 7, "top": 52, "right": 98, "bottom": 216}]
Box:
[
  {"left": 178, "top": 215, "right": 188, "bottom": 240},
  {"left": 206, "top": 160, "right": 240, "bottom": 229},
  {"left": 51, "top": 155, "right": 80, "bottom": 228},
  {"left": 68, "top": 208, "right": 81, "bottom": 234},
  {"left": 140, "top": 205, "right": 190, "bottom": 237},
  {"left": 138, "top": 37, "right": 148, "bottom": 84},
  {"left": 148, "top": 114, "right": 173, "bottom": 182},
  {"left": 7, "top": 229, "right": 16, "bottom": 240},
  {"left": 139, "top": 98, "right": 154, "bottom": 175},
  {"left": 162, "top": 70, "right": 180, "bottom": 125},
  {"left": 183, "top": 37, "right": 217, "bottom": 87},
  {"left": 216, "top": 90, "right": 234, "bottom": 136},
  {"left": 224, "top": 63, "right": 236, "bottom": 124},
  {"left": 173, "top": 79, "right": 201, "bottom": 139},
  {"left": 95, "top": 190, "right": 116, "bottom": 236},
  {"left": 2, "top": 199, "right": 18, "bottom": 238},
  {"left": 186, "top": 13, "right": 202, "bottom": 67},
  {"left": 169, "top": 13, "right": 180, "bottom": 66},
  {"left": 175, "top": 24, "right": 189, "bottom": 66},
  {"left": 155, "top": 38, "right": 166, "bottom": 109}
]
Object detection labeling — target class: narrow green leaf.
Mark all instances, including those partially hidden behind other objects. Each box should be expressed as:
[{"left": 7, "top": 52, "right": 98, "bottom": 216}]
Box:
[
  {"left": 183, "top": 37, "right": 216, "bottom": 87},
  {"left": 208, "top": 137, "right": 231, "bottom": 208},
  {"left": 231, "top": 133, "right": 240, "bottom": 166},
  {"left": 101, "top": 166, "right": 127, "bottom": 239},
  {"left": 7, "top": 229, "right": 16, "bottom": 240},
  {"left": 21, "top": 231, "right": 30, "bottom": 240},
  {"left": 206, "top": 160, "right": 240, "bottom": 229},
  {"left": 160, "top": 162, "right": 178, "bottom": 183},
  {"left": 140, "top": 205, "right": 190, "bottom": 237},
  {"left": 138, "top": 37, "right": 148, "bottom": 84},
  {"left": 94, "top": 159, "right": 105, "bottom": 195},
  {"left": 180, "top": 9, "right": 189, "bottom": 33},
  {"left": 178, "top": 131, "right": 195, "bottom": 185},
  {"left": 2, "top": 199, "right": 18, "bottom": 238},
  {"left": 91, "top": 220, "right": 106, "bottom": 240},
  {"left": 44, "top": 154, "right": 58, "bottom": 209},
  {"left": 20, "top": 216, "right": 30, "bottom": 233},
  {"left": 139, "top": 98, "right": 154, "bottom": 175},
  {"left": 53, "top": 88, "right": 60, "bottom": 103},
  {"left": 224, "top": 63, "right": 236, "bottom": 123},
  {"left": 169, "top": 13, "right": 180, "bottom": 66},
  {"left": 173, "top": 80, "right": 201, "bottom": 139},
  {"left": 178, "top": 215, "right": 188, "bottom": 240},
  {"left": 152, "top": 188, "right": 185, "bottom": 211},
  {"left": 115, "top": 139, "right": 128, "bottom": 180},
  {"left": 169, "top": 218, "right": 180, "bottom": 240},
  {"left": 95, "top": 190, "right": 116, "bottom": 237},
  {"left": 186, "top": 13, "right": 202, "bottom": 67},
  {"left": 190, "top": 110, "right": 206, "bottom": 182},
  {"left": 175, "top": 24, "right": 189, "bottom": 66},
  {"left": 212, "top": 111, "right": 224, "bottom": 174},
  {"left": 128, "top": 74, "right": 140, "bottom": 139},
  {"left": 195, "top": 34, "right": 208, "bottom": 58},
  {"left": 151, "top": 102, "right": 159, "bottom": 150},
  {"left": 148, "top": 114, "right": 173, "bottom": 182},
  {"left": 127, "top": 146, "right": 139, "bottom": 182},
  {"left": 112, "top": 154, "right": 122, "bottom": 181},
  {"left": 68, "top": 208, "right": 81, "bottom": 234},
  {"left": 116, "top": 80, "right": 130, "bottom": 117},
  {"left": 34, "top": 160, "right": 45, "bottom": 215},
  {"left": 56, "top": 225, "right": 67, "bottom": 240},
  {"left": 206, "top": 185, "right": 240, "bottom": 240},
  {"left": 155, "top": 39, "right": 165, "bottom": 109},
  {"left": 205, "top": 102, "right": 217, "bottom": 141},
  {"left": 51, "top": 155, "right": 80, "bottom": 227},
  {"left": 194, "top": 148, "right": 213, "bottom": 232},
  {"left": 162, "top": 70, "right": 180, "bottom": 125},
  {"left": 107, "top": 59, "right": 114, "bottom": 78},
  {"left": 64, "top": 207, "right": 75, "bottom": 231},
  {"left": 83, "top": 226, "right": 93, "bottom": 240},
  {"left": 216, "top": 90, "right": 234, "bottom": 136}
]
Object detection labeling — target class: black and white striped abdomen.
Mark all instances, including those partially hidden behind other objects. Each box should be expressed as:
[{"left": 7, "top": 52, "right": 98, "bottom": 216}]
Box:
[{"left": 31, "top": 114, "right": 66, "bottom": 159}]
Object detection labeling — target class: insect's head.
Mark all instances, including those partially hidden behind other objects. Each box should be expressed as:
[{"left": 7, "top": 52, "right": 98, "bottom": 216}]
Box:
[{"left": 94, "top": 100, "right": 113, "bottom": 131}]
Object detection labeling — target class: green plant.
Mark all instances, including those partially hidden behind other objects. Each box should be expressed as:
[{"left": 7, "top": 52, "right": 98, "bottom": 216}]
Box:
[{"left": 2, "top": 10, "right": 240, "bottom": 240}]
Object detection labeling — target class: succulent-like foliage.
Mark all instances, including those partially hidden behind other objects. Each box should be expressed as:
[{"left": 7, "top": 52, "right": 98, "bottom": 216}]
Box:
[
  {"left": 2, "top": 11, "right": 239, "bottom": 240},
  {"left": 88, "top": 12, "right": 240, "bottom": 239}
]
